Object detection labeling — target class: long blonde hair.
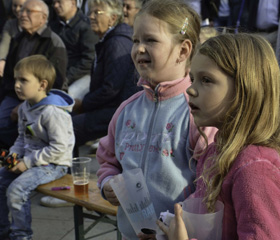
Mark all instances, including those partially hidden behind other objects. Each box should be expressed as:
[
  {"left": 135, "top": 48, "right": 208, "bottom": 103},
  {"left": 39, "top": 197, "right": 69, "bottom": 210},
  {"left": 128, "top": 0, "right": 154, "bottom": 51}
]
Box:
[{"left": 198, "top": 33, "right": 280, "bottom": 212}]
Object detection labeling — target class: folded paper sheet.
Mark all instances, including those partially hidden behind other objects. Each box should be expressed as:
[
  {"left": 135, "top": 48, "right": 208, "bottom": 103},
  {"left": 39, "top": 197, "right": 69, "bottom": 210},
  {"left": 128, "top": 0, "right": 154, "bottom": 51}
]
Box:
[{"left": 110, "top": 168, "right": 158, "bottom": 235}]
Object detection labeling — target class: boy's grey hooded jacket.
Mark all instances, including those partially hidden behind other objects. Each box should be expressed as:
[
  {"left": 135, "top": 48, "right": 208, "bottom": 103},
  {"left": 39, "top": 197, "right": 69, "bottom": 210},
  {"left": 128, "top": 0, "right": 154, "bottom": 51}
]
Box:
[{"left": 10, "top": 90, "right": 75, "bottom": 168}]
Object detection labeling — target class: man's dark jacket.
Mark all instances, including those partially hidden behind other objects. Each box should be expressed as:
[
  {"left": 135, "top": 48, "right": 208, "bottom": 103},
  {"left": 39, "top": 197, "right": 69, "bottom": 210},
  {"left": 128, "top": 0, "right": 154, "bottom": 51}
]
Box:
[
  {"left": 0, "top": 26, "right": 67, "bottom": 102},
  {"left": 49, "top": 9, "right": 97, "bottom": 85}
]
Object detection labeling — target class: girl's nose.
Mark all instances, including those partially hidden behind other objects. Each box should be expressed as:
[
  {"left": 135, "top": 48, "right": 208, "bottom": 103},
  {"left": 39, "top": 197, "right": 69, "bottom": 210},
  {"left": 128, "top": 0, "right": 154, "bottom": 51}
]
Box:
[
  {"left": 137, "top": 44, "right": 145, "bottom": 54},
  {"left": 186, "top": 86, "right": 198, "bottom": 97}
]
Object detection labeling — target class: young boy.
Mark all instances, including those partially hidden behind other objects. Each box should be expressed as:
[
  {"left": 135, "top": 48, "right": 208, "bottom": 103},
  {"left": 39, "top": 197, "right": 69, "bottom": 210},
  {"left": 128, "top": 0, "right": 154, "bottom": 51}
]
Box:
[{"left": 0, "top": 55, "right": 75, "bottom": 240}]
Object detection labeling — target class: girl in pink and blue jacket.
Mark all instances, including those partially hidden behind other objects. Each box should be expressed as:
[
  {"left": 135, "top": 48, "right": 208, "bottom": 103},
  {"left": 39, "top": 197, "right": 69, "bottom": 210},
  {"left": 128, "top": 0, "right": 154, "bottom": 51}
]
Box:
[{"left": 96, "top": 0, "right": 217, "bottom": 239}]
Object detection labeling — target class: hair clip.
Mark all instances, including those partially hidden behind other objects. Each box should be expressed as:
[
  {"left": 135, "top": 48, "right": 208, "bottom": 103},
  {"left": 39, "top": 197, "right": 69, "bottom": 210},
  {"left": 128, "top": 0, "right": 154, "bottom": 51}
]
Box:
[{"left": 180, "top": 18, "right": 189, "bottom": 35}]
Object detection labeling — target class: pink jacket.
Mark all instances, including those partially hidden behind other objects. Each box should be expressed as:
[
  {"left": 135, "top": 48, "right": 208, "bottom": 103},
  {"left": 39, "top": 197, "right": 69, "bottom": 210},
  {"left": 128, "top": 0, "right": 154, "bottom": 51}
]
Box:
[{"left": 193, "top": 143, "right": 280, "bottom": 239}]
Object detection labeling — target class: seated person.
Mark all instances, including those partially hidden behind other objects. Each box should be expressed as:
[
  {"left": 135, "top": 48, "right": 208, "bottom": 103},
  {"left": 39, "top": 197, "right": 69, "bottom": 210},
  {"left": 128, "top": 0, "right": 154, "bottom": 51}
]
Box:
[
  {"left": 0, "top": 0, "right": 26, "bottom": 77},
  {"left": 72, "top": 0, "right": 140, "bottom": 150},
  {"left": 0, "top": 0, "right": 67, "bottom": 149},
  {"left": 122, "top": 0, "right": 143, "bottom": 27},
  {"left": 50, "top": 0, "right": 98, "bottom": 99},
  {"left": 0, "top": 54, "right": 75, "bottom": 240},
  {"left": 0, "top": 0, "right": 13, "bottom": 34}
]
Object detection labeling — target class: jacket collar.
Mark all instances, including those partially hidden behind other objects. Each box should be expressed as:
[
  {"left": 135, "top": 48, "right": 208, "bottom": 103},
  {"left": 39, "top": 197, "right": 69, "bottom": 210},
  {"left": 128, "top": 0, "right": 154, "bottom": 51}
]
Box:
[
  {"left": 15, "top": 24, "right": 50, "bottom": 40},
  {"left": 138, "top": 76, "right": 191, "bottom": 102}
]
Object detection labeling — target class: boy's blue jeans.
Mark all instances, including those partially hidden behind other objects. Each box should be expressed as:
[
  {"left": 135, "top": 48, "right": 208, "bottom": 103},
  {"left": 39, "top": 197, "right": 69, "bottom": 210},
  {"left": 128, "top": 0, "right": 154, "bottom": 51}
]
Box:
[{"left": 0, "top": 164, "right": 68, "bottom": 240}]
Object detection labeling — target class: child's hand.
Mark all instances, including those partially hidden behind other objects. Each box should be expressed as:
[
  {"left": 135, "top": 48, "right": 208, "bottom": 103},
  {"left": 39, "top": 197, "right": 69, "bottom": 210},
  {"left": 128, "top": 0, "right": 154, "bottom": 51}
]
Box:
[
  {"left": 10, "top": 161, "right": 27, "bottom": 174},
  {"left": 157, "top": 203, "right": 189, "bottom": 240},
  {"left": 103, "top": 181, "right": 120, "bottom": 206}
]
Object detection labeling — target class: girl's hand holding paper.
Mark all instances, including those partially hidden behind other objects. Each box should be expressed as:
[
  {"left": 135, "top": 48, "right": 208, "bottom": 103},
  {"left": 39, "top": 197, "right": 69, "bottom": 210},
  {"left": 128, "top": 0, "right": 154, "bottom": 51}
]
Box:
[
  {"left": 157, "top": 203, "right": 189, "bottom": 240},
  {"left": 103, "top": 181, "right": 120, "bottom": 206}
]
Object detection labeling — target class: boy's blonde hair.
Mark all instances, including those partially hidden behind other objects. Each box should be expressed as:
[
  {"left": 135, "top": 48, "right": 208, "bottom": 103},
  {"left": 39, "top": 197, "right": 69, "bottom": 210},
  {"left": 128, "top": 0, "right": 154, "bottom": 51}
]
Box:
[
  {"left": 136, "top": 0, "right": 201, "bottom": 68},
  {"left": 14, "top": 55, "right": 56, "bottom": 93},
  {"left": 198, "top": 33, "right": 280, "bottom": 212}
]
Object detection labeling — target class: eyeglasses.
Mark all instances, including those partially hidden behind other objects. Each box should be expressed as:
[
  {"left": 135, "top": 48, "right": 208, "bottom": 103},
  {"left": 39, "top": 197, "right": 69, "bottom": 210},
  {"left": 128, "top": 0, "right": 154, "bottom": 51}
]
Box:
[
  {"left": 20, "top": 8, "right": 44, "bottom": 15},
  {"left": 123, "top": 4, "right": 139, "bottom": 11},
  {"left": 87, "top": 10, "right": 105, "bottom": 17}
]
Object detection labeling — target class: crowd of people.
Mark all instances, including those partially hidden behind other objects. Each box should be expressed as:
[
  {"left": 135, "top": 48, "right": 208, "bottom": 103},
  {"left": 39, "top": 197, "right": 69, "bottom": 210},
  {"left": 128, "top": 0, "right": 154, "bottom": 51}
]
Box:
[{"left": 0, "top": 0, "right": 280, "bottom": 240}]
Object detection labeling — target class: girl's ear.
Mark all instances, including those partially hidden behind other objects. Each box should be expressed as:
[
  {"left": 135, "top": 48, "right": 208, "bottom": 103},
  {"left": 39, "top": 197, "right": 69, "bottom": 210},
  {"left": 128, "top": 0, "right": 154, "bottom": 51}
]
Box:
[
  {"left": 39, "top": 79, "right": 48, "bottom": 91},
  {"left": 178, "top": 39, "right": 192, "bottom": 63}
]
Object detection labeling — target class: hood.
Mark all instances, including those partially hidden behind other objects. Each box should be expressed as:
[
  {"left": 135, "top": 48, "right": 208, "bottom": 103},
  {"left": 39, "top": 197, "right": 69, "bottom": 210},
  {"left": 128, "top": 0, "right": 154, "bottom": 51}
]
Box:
[{"left": 30, "top": 89, "right": 74, "bottom": 112}]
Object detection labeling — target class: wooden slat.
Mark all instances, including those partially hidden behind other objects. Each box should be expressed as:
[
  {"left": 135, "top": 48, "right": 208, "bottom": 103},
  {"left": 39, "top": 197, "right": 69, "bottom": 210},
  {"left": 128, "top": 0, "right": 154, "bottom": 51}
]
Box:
[{"left": 36, "top": 174, "right": 117, "bottom": 216}]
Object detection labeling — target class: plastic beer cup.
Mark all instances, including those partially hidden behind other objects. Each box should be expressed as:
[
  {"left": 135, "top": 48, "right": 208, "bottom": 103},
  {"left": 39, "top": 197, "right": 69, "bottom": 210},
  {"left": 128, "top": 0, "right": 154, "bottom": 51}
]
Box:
[{"left": 71, "top": 157, "right": 92, "bottom": 195}]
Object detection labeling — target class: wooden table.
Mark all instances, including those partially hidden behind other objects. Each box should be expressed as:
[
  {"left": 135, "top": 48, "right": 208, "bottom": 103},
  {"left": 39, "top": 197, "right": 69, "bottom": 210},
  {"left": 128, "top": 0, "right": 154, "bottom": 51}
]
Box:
[{"left": 36, "top": 174, "right": 120, "bottom": 240}]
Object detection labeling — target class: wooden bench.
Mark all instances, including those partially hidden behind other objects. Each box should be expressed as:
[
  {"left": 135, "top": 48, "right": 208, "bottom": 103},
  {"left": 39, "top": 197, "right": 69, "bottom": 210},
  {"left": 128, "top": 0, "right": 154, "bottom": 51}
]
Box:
[{"left": 36, "top": 174, "right": 121, "bottom": 240}]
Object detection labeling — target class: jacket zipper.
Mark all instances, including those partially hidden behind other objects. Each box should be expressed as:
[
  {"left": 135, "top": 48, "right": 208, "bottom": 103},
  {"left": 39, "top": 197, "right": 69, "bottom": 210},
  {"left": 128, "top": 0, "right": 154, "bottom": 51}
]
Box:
[{"left": 140, "top": 85, "right": 160, "bottom": 176}]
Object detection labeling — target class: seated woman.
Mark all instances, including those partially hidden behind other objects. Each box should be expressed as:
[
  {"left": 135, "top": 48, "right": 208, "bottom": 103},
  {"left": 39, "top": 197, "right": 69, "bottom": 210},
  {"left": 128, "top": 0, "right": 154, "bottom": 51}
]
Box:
[{"left": 72, "top": 0, "right": 140, "bottom": 150}]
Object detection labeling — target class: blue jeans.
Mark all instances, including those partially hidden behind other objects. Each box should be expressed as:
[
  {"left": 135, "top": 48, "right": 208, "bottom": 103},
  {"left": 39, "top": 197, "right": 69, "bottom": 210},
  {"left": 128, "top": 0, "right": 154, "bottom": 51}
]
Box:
[{"left": 0, "top": 164, "right": 68, "bottom": 240}]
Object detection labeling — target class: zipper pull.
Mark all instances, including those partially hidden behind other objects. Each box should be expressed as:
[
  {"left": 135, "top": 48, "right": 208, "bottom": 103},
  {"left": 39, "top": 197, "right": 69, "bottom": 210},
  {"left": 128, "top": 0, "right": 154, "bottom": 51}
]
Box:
[{"left": 153, "top": 85, "right": 159, "bottom": 102}]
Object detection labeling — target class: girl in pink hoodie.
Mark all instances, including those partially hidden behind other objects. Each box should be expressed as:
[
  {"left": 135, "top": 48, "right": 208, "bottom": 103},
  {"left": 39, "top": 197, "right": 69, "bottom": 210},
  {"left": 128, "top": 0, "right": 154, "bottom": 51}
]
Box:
[{"left": 158, "top": 33, "right": 280, "bottom": 239}]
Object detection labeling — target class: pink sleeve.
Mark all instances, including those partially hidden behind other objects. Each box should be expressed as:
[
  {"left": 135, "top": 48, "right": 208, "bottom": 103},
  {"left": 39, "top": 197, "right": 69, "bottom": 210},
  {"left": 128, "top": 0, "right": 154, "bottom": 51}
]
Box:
[
  {"left": 96, "top": 110, "right": 122, "bottom": 187},
  {"left": 96, "top": 92, "right": 143, "bottom": 187},
  {"left": 232, "top": 159, "right": 280, "bottom": 239}
]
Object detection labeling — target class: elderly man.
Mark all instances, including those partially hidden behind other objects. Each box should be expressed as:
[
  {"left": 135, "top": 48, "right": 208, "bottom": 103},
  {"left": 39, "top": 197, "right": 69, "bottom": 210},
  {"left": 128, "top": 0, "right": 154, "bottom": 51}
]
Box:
[
  {"left": 0, "top": 0, "right": 67, "bottom": 149},
  {"left": 50, "top": 0, "right": 98, "bottom": 99}
]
